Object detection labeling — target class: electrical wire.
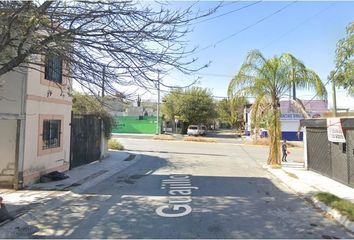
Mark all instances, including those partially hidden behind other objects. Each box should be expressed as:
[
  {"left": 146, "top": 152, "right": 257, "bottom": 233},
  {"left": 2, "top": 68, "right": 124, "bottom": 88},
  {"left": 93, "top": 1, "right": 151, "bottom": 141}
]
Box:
[
  {"left": 192, "top": 1, "right": 297, "bottom": 55},
  {"left": 192, "top": 1, "right": 261, "bottom": 25},
  {"left": 260, "top": 2, "right": 335, "bottom": 50}
]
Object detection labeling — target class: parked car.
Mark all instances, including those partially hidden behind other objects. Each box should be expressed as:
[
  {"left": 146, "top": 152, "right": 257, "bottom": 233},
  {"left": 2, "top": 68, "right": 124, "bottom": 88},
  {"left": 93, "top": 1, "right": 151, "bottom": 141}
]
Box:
[
  {"left": 187, "top": 125, "right": 199, "bottom": 136},
  {"left": 199, "top": 125, "right": 207, "bottom": 136},
  {"left": 187, "top": 125, "right": 207, "bottom": 136}
]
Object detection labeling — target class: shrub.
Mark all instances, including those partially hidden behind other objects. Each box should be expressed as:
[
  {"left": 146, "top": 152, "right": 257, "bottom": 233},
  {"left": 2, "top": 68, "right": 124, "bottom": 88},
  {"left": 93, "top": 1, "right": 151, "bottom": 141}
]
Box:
[
  {"left": 152, "top": 135, "right": 175, "bottom": 141},
  {"left": 108, "top": 139, "right": 124, "bottom": 150},
  {"left": 72, "top": 92, "right": 116, "bottom": 139},
  {"left": 183, "top": 136, "right": 216, "bottom": 143},
  {"left": 245, "top": 138, "right": 270, "bottom": 146},
  {"left": 101, "top": 111, "right": 116, "bottom": 139}
]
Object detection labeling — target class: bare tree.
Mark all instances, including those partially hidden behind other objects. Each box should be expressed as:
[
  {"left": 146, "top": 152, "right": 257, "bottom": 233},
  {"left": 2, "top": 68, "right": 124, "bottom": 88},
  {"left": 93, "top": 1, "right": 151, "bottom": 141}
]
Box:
[{"left": 0, "top": 1, "right": 218, "bottom": 98}]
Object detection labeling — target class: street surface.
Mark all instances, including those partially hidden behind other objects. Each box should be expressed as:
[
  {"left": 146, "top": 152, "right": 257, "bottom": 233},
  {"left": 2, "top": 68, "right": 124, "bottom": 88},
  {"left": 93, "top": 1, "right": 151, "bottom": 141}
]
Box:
[{"left": 24, "top": 138, "right": 352, "bottom": 238}]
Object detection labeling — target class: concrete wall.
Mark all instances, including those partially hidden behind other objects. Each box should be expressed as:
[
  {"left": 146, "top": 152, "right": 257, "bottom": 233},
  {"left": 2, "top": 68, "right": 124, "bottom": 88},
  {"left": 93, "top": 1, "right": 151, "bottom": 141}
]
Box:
[
  {"left": 0, "top": 120, "right": 17, "bottom": 187},
  {"left": 0, "top": 69, "right": 26, "bottom": 116},
  {"left": 23, "top": 62, "right": 72, "bottom": 185},
  {"left": 281, "top": 120, "right": 300, "bottom": 132},
  {"left": 112, "top": 116, "right": 161, "bottom": 134},
  {"left": 280, "top": 120, "right": 303, "bottom": 141}
]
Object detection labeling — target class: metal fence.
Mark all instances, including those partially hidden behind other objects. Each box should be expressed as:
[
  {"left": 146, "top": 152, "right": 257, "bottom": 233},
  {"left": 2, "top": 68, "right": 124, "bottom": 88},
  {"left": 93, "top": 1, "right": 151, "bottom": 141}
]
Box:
[
  {"left": 70, "top": 114, "right": 101, "bottom": 169},
  {"left": 307, "top": 128, "right": 332, "bottom": 178},
  {"left": 303, "top": 118, "right": 354, "bottom": 187}
]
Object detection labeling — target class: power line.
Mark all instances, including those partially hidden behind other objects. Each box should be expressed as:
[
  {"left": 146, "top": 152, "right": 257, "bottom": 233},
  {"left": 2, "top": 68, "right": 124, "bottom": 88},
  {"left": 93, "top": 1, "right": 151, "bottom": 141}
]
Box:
[
  {"left": 192, "top": 1, "right": 297, "bottom": 55},
  {"left": 186, "top": 2, "right": 332, "bottom": 93},
  {"left": 193, "top": 1, "right": 261, "bottom": 25},
  {"left": 260, "top": 2, "right": 335, "bottom": 50}
]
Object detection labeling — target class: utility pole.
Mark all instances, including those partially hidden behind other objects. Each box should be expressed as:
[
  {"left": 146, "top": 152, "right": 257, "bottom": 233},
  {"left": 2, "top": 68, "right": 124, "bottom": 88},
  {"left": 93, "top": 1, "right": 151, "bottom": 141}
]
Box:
[
  {"left": 156, "top": 70, "right": 161, "bottom": 135},
  {"left": 332, "top": 78, "right": 337, "bottom": 117}
]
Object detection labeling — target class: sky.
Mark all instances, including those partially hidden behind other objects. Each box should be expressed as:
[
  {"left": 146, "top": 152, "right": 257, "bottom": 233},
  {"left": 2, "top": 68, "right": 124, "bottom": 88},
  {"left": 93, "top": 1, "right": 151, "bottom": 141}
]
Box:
[{"left": 134, "top": 0, "right": 354, "bottom": 110}]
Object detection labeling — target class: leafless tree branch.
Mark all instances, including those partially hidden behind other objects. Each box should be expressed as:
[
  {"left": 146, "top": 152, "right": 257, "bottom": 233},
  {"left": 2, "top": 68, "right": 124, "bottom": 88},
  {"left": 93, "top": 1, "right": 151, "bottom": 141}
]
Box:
[{"left": 0, "top": 1, "right": 219, "bottom": 99}]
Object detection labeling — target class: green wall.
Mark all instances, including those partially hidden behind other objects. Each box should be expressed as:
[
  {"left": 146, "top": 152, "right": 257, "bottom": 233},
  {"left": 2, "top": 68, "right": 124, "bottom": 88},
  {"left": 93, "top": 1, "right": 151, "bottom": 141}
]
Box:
[{"left": 112, "top": 116, "right": 162, "bottom": 134}]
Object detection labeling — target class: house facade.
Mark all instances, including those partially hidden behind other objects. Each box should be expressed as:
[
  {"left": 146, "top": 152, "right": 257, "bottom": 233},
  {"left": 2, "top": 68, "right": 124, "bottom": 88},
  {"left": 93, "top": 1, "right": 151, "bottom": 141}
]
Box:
[
  {"left": 0, "top": 55, "right": 72, "bottom": 188},
  {"left": 244, "top": 100, "right": 328, "bottom": 141}
]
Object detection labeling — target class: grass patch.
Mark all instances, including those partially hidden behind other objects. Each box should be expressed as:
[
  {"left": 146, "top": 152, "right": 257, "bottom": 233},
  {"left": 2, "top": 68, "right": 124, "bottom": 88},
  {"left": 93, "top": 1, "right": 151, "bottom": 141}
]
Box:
[
  {"left": 245, "top": 138, "right": 270, "bottom": 146},
  {"left": 315, "top": 192, "right": 354, "bottom": 221},
  {"left": 270, "top": 164, "right": 281, "bottom": 169},
  {"left": 108, "top": 139, "right": 124, "bottom": 150},
  {"left": 244, "top": 138, "right": 300, "bottom": 148},
  {"left": 286, "top": 142, "right": 299, "bottom": 148},
  {"left": 284, "top": 171, "right": 299, "bottom": 179},
  {"left": 183, "top": 136, "right": 216, "bottom": 143},
  {"left": 152, "top": 134, "right": 175, "bottom": 141}
]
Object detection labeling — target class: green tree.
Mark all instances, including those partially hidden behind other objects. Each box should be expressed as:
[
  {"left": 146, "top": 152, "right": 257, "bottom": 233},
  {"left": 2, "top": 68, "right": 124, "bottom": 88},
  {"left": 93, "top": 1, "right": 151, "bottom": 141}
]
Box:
[
  {"left": 330, "top": 21, "right": 354, "bottom": 95},
  {"left": 228, "top": 50, "right": 327, "bottom": 166},
  {"left": 162, "top": 87, "right": 218, "bottom": 132},
  {"left": 217, "top": 98, "right": 246, "bottom": 129},
  {"left": 217, "top": 99, "right": 232, "bottom": 126},
  {"left": 72, "top": 92, "right": 115, "bottom": 139},
  {"left": 161, "top": 89, "right": 183, "bottom": 122}
]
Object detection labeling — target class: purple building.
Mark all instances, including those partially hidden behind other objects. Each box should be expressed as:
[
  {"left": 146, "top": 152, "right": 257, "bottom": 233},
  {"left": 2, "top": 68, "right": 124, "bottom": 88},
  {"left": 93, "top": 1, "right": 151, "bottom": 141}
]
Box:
[{"left": 245, "top": 100, "right": 328, "bottom": 141}]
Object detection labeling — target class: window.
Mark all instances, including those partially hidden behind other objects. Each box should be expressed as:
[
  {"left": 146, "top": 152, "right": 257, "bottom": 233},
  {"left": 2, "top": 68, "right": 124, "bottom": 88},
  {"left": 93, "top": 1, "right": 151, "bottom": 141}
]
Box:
[
  {"left": 42, "top": 120, "right": 61, "bottom": 149},
  {"left": 342, "top": 143, "right": 347, "bottom": 154},
  {"left": 38, "top": 115, "right": 64, "bottom": 156},
  {"left": 45, "top": 55, "right": 62, "bottom": 83}
]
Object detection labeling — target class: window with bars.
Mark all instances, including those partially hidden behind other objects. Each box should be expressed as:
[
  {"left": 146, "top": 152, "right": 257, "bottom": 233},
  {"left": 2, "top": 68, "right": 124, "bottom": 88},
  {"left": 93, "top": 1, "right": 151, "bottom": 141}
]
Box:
[
  {"left": 42, "top": 120, "right": 61, "bottom": 149},
  {"left": 45, "top": 55, "right": 63, "bottom": 83}
]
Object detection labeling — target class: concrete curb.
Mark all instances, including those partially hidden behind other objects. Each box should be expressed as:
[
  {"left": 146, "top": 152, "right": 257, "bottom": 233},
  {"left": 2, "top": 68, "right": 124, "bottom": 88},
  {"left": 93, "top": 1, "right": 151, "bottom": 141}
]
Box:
[
  {"left": 265, "top": 165, "right": 354, "bottom": 234},
  {"left": 311, "top": 196, "right": 354, "bottom": 233},
  {"left": 121, "top": 136, "right": 245, "bottom": 146},
  {"left": 122, "top": 137, "right": 303, "bottom": 150},
  {"left": 0, "top": 154, "right": 140, "bottom": 238}
]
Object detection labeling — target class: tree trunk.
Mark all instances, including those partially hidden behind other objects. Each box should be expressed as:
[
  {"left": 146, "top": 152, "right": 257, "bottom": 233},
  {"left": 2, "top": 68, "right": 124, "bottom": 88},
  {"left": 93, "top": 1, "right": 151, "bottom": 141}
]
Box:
[{"left": 267, "top": 105, "right": 281, "bottom": 165}]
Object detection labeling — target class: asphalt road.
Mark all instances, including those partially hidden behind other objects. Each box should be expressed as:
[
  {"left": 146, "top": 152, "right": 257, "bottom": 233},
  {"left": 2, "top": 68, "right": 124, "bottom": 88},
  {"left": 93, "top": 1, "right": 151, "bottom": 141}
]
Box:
[{"left": 29, "top": 139, "right": 352, "bottom": 239}]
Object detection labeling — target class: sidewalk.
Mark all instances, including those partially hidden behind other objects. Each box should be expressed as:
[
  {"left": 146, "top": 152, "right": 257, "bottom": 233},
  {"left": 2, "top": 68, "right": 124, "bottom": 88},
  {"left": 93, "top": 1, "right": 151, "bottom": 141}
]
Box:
[
  {"left": 266, "top": 162, "right": 354, "bottom": 232},
  {"left": 0, "top": 151, "right": 139, "bottom": 237}
]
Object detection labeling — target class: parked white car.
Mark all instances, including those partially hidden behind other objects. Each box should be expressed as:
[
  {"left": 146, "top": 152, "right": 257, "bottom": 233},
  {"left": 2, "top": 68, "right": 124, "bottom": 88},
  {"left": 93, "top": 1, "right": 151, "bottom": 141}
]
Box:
[
  {"left": 187, "top": 125, "right": 207, "bottom": 136},
  {"left": 199, "top": 125, "right": 207, "bottom": 136}
]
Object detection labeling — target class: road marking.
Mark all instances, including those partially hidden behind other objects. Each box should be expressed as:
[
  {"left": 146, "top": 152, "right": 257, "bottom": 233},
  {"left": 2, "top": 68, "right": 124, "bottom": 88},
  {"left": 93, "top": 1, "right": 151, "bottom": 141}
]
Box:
[{"left": 156, "top": 174, "right": 198, "bottom": 218}]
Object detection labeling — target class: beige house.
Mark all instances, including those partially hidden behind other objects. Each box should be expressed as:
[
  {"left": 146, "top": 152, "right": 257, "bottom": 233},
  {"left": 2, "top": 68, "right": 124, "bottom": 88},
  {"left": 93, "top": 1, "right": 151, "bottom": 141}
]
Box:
[{"left": 0, "top": 55, "right": 72, "bottom": 188}]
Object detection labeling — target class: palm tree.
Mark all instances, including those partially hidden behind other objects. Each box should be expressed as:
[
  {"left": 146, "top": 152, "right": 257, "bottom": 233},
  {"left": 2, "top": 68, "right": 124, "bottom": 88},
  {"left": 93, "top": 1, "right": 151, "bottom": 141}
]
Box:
[{"left": 228, "top": 50, "right": 327, "bottom": 165}]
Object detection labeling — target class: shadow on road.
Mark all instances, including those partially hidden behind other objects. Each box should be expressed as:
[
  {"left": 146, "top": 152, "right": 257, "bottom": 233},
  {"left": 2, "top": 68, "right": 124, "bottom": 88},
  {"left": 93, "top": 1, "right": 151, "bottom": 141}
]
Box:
[{"left": 23, "top": 154, "right": 351, "bottom": 239}]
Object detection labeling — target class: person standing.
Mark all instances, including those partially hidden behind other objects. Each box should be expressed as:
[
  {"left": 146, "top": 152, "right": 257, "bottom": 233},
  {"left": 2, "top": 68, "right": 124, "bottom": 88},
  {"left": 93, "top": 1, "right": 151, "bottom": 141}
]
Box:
[{"left": 282, "top": 140, "right": 288, "bottom": 162}]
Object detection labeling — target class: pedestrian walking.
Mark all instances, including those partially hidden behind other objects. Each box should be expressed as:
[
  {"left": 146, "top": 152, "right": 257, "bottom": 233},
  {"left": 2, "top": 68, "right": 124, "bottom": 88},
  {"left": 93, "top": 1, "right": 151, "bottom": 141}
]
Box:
[{"left": 282, "top": 140, "right": 288, "bottom": 162}]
